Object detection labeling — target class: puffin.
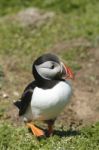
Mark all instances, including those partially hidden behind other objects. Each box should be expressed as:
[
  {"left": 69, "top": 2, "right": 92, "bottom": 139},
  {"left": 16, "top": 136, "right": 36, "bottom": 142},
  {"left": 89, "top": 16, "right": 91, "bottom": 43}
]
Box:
[{"left": 14, "top": 53, "right": 74, "bottom": 137}]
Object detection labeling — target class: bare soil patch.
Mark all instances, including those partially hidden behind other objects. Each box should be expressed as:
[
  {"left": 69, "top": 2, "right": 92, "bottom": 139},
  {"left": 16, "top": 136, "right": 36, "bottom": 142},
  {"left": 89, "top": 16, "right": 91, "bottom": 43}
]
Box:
[{"left": 57, "top": 47, "right": 99, "bottom": 127}]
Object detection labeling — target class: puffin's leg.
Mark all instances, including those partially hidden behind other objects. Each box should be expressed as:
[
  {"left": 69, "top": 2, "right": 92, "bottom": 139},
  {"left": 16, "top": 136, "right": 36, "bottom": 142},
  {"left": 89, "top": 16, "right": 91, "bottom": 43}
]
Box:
[
  {"left": 26, "top": 122, "right": 45, "bottom": 137},
  {"left": 45, "top": 119, "right": 55, "bottom": 136},
  {"left": 47, "top": 123, "right": 54, "bottom": 136}
]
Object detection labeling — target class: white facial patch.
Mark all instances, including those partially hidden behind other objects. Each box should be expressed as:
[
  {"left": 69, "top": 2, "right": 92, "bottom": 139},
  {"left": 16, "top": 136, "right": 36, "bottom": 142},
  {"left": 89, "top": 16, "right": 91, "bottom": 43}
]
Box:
[{"left": 35, "top": 61, "right": 61, "bottom": 80}]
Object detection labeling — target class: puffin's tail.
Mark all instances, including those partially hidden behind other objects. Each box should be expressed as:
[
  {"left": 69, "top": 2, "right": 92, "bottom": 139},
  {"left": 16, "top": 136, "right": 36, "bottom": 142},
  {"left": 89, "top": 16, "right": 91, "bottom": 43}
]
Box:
[{"left": 14, "top": 100, "right": 21, "bottom": 109}]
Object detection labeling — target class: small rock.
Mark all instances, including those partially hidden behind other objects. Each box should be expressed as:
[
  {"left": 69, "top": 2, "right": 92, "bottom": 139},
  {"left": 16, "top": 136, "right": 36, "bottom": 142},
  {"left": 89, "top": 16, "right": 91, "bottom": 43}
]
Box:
[
  {"left": 87, "top": 63, "right": 92, "bottom": 68},
  {"left": 2, "top": 93, "right": 9, "bottom": 98},
  {"left": 13, "top": 91, "right": 19, "bottom": 97}
]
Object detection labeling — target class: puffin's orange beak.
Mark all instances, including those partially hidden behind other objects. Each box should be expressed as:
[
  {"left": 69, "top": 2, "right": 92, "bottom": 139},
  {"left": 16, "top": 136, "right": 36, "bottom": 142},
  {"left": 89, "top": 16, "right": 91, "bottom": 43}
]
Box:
[
  {"left": 61, "top": 63, "right": 74, "bottom": 80},
  {"left": 65, "top": 65, "right": 74, "bottom": 80}
]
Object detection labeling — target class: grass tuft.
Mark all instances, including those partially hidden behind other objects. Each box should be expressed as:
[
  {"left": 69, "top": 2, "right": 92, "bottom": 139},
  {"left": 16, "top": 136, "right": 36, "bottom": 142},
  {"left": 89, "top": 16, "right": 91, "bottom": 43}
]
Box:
[{"left": 0, "top": 122, "right": 99, "bottom": 149}]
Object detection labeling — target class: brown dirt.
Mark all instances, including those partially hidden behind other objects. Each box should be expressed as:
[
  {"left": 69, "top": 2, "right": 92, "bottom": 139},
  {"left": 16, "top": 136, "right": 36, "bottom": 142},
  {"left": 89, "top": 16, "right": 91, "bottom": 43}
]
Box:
[
  {"left": 57, "top": 47, "right": 99, "bottom": 127},
  {"left": 0, "top": 42, "right": 99, "bottom": 128}
]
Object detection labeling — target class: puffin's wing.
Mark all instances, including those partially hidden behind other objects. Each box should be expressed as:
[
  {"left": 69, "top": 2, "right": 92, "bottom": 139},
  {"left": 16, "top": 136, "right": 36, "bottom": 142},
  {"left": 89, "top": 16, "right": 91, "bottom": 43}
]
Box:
[{"left": 14, "top": 81, "right": 36, "bottom": 116}]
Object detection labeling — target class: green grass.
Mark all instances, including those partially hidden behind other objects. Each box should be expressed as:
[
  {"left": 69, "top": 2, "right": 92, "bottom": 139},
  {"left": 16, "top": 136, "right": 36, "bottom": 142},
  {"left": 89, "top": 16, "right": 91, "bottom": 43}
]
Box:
[
  {"left": 0, "top": 0, "right": 99, "bottom": 56},
  {"left": 0, "top": 122, "right": 99, "bottom": 150},
  {"left": 0, "top": 0, "right": 99, "bottom": 15},
  {"left": 0, "top": 65, "right": 4, "bottom": 80},
  {"left": 0, "top": 65, "right": 5, "bottom": 88},
  {"left": 0, "top": 0, "right": 99, "bottom": 149},
  {"left": 0, "top": 0, "right": 99, "bottom": 72}
]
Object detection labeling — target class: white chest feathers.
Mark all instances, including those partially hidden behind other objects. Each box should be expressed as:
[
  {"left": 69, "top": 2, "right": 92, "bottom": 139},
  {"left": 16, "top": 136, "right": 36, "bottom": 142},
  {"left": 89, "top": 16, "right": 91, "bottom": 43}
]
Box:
[{"left": 24, "top": 81, "right": 72, "bottom": 121}]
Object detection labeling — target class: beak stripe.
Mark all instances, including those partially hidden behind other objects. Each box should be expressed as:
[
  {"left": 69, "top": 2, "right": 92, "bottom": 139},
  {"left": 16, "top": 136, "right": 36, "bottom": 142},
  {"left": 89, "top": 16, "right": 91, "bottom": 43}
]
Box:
[{"left": 65, "top": 65, "right": 74, "bottom": 80}]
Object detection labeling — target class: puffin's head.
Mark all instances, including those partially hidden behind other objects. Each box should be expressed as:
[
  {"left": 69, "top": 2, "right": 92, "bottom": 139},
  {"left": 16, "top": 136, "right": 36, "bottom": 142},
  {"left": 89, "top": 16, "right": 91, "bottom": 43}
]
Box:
[{"left": 32, "top": 53, "right": 74, "bottom": 81}]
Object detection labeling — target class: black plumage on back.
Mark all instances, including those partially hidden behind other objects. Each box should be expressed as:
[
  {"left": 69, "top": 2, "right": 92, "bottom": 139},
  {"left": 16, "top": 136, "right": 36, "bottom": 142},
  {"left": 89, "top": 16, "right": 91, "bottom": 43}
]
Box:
[{"left": 14, "top": 81, "right": 37, "bottom": 116}]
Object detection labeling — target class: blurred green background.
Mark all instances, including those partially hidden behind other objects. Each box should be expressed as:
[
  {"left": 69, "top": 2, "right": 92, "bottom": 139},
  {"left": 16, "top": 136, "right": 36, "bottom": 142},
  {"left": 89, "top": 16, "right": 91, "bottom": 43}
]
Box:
[{"left": 0, "top": 0, "right": 99, "bottom": 149}]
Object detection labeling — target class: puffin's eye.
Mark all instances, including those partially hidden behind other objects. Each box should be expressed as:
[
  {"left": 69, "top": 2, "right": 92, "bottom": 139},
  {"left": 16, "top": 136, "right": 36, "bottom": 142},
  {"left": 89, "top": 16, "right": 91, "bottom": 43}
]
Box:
[{"left": 51, "top": 64, "right": 54, "bottom": 69}]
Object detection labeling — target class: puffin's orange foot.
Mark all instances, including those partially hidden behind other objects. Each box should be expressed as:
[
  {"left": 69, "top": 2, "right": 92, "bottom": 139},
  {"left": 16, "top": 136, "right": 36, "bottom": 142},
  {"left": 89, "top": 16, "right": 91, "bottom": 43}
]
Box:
[{"left": 26, "top": 123, "right": 45, "bottom": 137}]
